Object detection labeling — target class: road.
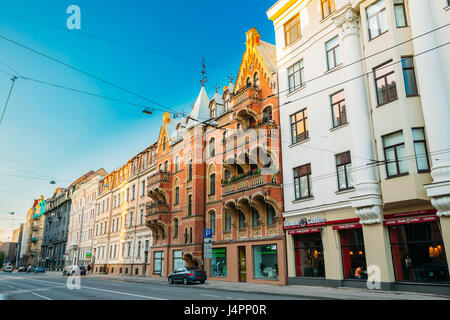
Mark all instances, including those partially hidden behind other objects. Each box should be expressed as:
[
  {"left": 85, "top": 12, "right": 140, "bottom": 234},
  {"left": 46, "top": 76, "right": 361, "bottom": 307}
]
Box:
[{"left": 0, "top": 271, "right": 301, "bottom": 300}]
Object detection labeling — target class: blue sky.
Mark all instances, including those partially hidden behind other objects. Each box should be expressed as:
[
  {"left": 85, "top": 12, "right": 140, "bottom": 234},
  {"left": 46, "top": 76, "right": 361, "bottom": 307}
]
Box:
[{"left": 0, "top": 0, "right": 277, "bottom": 240}]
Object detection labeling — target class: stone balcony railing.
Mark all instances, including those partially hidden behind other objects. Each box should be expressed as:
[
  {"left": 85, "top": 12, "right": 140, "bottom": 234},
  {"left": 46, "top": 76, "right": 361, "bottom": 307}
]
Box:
[
  {"left": 146, "top": 203, "right": 170, "bottom": 216},
  {"left": 147, "top": 171, "right": 170, "bottom": 187},
  {"left": 233, "top": 84, "right": 262, "bottom": 109},
  {"left": 222, "top": 173, "right": 280, "bottom": 196}
]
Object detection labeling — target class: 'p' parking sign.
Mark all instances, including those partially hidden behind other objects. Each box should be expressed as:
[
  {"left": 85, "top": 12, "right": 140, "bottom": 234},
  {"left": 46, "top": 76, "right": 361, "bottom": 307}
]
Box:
[{"left": 204, "top": 228, "right": 212, "bottom": 239}]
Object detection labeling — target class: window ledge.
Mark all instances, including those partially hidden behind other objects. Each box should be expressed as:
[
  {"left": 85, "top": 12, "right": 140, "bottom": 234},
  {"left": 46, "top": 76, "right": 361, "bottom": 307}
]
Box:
[
  {"left": 330, "top": 122, "right": 349, "bottom": 132},
  {"left": 385, "top": 172, "right": 409, "bottom": 180},
  {"left": 445, "top": 5, "right": 450, "bottom": 11},
  {"left": 286, "top": 84, "right": 307, "bottom": 98},
  {"left": 289, "top": 138, "right": 311, "bottom": 148},
  {"left": 324, "top": 63, "right": 344, "bottom": 75},
  {"left": 376, "top": 98, "right": 399, "bottom": 108},
  {"left": 319, "top": 10, "right": 338, "bottom": 24},
  {"left": 335, "top": 188, "right": 355, "bottom": 195},
  {"left": 283, "top": 35, "right": 303, "bottom": 51},
  {"left": 292, "top": 196, "right": 314, "bottom": 204},
  {"left": 368, "top": 30, "right": 389, "bottom": 42}
]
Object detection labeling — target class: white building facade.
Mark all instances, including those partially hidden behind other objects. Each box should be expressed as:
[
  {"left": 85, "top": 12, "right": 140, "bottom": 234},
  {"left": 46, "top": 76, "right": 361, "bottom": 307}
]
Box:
[{"left": 268, "top": 0, "right": 450, "bottom": 294}]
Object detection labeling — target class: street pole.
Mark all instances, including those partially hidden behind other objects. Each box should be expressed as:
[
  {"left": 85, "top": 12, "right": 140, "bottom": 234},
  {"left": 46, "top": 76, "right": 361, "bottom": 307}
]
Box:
[{"left": 0, "top": 76, "right": 18, "bottom": 127}]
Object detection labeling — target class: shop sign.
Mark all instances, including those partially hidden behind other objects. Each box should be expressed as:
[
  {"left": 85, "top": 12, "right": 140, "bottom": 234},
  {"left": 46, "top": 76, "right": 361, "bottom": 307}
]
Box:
[
  {"left": 332, "top": 223, "right": 362, "bottom": 230},
  {"left": 383, "top": 215, "right": 438, "bottom": 226},
  {"left": 284, "top": 216, "right": 326, "bottom": 229},
  {"left": 287, "top": 227, "right": 321, "bottom": 235}
]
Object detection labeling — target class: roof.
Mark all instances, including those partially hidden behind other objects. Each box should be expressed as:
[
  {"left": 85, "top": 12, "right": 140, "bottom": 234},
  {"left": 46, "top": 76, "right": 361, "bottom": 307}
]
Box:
[
  {"left": 256, "top": 40, "right": 277, "bottom": 74},
  {"left": 186, "top": 86, "right": 210, "bottom": 128}
]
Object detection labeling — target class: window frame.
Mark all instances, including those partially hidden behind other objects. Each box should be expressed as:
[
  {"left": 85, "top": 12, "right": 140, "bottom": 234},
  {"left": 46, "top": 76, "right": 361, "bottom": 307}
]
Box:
[
  {"left": 383, "top": 130, "right": 409, "bottom": 178},
  {"left": 393, "top": 0, "right": 408, "bottom": 28},
  {"left": 374, "top": 60, "right": 398, "bottom": 106},
  {"left": 367, "top": 0, "right": 388, "bottom": 40},
  {"left": 330, "top": 90, "right": 347, "bottom": 128},
  {"left": 290, "top": 108, "right": 309, "bottom": 144},
  {"left": 412, "top": 127, "right": 431, "bottom": 173},
  {"left": 401, "top": 56, "right": 419, "bottom": 97},
  {"left": 293, "top": 163, "right": 312, "bottom": 200},
  {"left": 284, "top": 14, "right": 301, "bottom": 46},
  {"left": 335, "top": 151, "right": 354, "bottom": 191},
  {"left": 287, "top": 60, "right": 305, "bottom": 94},
  {"left": 325, "top": 36, "right": 340, "bottom": 71},
  {"left": 321, "top": 0, "right": 336, "bottom": 19}
]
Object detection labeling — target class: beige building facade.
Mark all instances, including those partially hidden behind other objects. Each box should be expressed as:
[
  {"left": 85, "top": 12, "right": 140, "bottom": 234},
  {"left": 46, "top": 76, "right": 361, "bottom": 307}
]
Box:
[{"left": 267, "top": 0, "right": 450, "bottom": 294}]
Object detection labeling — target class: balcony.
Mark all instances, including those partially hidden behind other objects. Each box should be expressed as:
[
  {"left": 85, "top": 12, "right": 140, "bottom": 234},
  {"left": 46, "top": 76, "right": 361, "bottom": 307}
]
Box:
[
  {"left": 222, "top": 172, "right": 281, "bottom": 197},
  {"left": 232, "top": 84, "right": 262, "bottom": 109},
  {"left": 148, "top": 171, "right": 170, "bottom": 186},
  {"left": 31, "top": 237, "right": 38, "bottom": 243},
  {"left": 146, "top": 203, "right": 170, "bottom": 216}
]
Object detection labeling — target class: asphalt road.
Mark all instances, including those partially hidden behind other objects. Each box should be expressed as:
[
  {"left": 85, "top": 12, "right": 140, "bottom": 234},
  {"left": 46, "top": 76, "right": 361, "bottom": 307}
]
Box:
[{"left": 0, "top": 271, "right": 301, "bottom": 300}]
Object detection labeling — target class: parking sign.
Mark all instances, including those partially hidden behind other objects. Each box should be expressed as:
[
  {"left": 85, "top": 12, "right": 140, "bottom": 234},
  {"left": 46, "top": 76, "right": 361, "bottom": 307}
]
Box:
[{"left": 204, "top": 228, "right": 212, "bottom": 239}]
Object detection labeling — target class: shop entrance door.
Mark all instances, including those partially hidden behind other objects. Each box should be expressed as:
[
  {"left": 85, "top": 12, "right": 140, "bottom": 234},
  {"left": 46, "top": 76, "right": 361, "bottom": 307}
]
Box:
[{"left": 238, "top": 246, "right": 246, "bottom": 282}]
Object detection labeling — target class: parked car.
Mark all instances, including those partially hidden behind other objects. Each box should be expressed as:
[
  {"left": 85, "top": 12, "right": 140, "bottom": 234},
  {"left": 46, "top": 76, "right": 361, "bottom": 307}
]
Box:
[
  {"left": 63, "top": 265, "right": 86, "bottom": 276},
  {"left": 168, "top": 266, "right": 207, "bottom": 285},
  {"left": 17, "top": 266, "right": 26, "bottom": 272},
  {"left": 3, "top": 265, "right": 13, "bottom": 272},
  {"left": 34, "top": 266, "right": 45, "bottom": 273},
  {"left": 27, "top": 266, "right": 36, "bottom": 273}
]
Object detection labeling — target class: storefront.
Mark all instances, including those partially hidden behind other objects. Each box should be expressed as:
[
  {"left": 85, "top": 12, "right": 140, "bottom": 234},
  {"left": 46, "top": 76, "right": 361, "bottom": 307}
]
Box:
[{"left": 284, "top": 208, "right": 450, "bottom": 293}]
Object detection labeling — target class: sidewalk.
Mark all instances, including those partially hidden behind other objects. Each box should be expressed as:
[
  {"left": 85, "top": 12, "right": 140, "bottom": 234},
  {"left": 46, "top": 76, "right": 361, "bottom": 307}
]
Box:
[{"left": 48, "top": 271, "right": 450, "bottom": 300}]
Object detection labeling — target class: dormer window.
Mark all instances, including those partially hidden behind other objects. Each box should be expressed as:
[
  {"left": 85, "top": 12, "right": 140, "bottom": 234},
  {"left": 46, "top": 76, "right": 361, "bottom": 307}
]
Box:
[{"left": 210, "top": 103, "right": 216, "bottom": 119}]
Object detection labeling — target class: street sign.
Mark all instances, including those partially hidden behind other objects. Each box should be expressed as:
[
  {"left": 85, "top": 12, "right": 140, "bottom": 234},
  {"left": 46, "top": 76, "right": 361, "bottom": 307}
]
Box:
[
  {"left": 204, "top": 228, "right": 212, "bottom": 239},
  {"left": 204, "top": 242, "right": 212, "bottom": 258}
]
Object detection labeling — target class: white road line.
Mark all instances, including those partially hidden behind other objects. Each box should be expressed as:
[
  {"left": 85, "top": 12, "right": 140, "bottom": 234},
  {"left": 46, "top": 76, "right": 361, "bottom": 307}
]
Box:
[
  {"left": 25, "top": 278, "right": 167, "bottom": 300},
  {"left": 200, "top": 294, "right": 220, "bottom": 298},
  {"left": 3, "top": 284, "right": 15, "bottom": 289},
  {"left": 31, "top": 292, "right": 52, "bottom": 300}
]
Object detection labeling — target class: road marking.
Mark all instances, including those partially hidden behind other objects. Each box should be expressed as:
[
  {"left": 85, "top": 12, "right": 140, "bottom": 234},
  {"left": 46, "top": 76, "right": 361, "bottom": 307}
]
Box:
[
  {"left": 25, "top": 278, "right": 167, "bottom": 300},
  {"left": 3, "top": 284, "right": 15, "bottom": 289},
  {"left": 32, "top": 292, "right": 52, "bottom": 300},
  {"left": 200, "top": 294, "right": 220, "bottom": 298}
]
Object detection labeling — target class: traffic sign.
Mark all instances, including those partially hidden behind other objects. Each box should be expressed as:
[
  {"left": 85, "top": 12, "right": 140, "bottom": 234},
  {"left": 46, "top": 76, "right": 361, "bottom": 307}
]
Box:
[{"left": 204, "top": 228, "right": 212, "bottom": 239}]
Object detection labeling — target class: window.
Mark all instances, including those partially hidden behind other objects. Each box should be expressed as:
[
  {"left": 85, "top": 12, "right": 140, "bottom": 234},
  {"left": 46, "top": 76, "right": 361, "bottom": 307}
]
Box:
[
  {"left": 174, "top": 187, "right": 179, "bottom": 205},
  {"left": 285, "top": 14, "right": 301, "bottom": 46},
  {"left": 294, "top": 233, "right": 325, "bottom": 277},
  {"left": 253, "top": 244, "right": 279, "bottom": 280},
  {"left": 210, "top": 104, "right": 216, "bottom": 119},
  {"left": 266, "top": 204, "right": 276, "bottom": 225},
  {"left": 139, "top": 208, "right": 144, "bottom": 225},
  {"left": 238, "top": 210, "right": 246, "bottom": 229},
  {"left": 163, "top": 136, "right": 167, "bottom": 151},
  {"left": 175, "top": 156, "right": 180, "bottom": 172},
  {"left": 174, "top": 218, "right": 179, "bottom": 238},
  {"left": 321, "top": 0, "right": 335, "bottom": 18},
  {"left": 388, "top": 221, "right": 449, "bottom": 283},
  {"left": 325, "top": 36, "right": 340, "bottom": 70},
  {"left": 209, "top": 174, "right": 216, "bottom": 195},
  {"left": 137, "top": 241, "right": 141, "bottom": 257},
  {"left": 383, "top": 131, "right": 408, "bottom": 177},
  {"left": 132, "top": 185, "right": 135, "bottom": 200},
  {"left": 367, "top": 0, "right": 388, "bottom": 40},
  {"left": 336, "top": 151, "right": 354, "bottom": 191},
  {"left": 340, "top": 228, "right": 367, "bottom": 279},
  {"left": 393, "top": 0, "right": 407, "bottom": 27},
  {"left": 211, "top": 248, "right": 227, "bottom": 277},
  {"left": 189, "top": 227, "right": 193, "bottom": 243},
  {"left": 401, "top": 56, "right": 418, "bottom": 96},
  {"left": 290, "top": 108, "right": 308, "bottom": 144},
  {"left": 263, "top": 106, "right": 272, "bottom": 122},
  {"left": 287, "top": 60, "right": 305, "bottom": 93},
  {"left": 330, "top": 90, "right": 347, "bottom": 128},
  {"left": 126, "top": 188, "right": 129, "bottom": 201},
  {"left": 210, "top": 211, "right": 215, "bottom": 233},
  {"left": 141, "top": 180, "right": 145, "bottom": 196},
  {"left": 129, "top": 212, "right": 133, "bottom": 227},
  {"left": 253, "top": 72, "right": 260, "bottom": 89},
  {"left": 251, "top": 207, "right": 260, "bottom": 227},
  {"left": 153, "top": 251, "right": 164, "bottom": 275},
  {"left": 374, "top": 61, "right": 397, "bottom": 105},
  {"left": 209, "top": 138, "right": 215, "bottom": 157},
  {"left": 412, "top": 128, "right": 430, "bottom": 172},
  {"left": 173, "top": 250, "right": 184, "bottom": 270},
  {"left": 188, "top": 159, "right": 193, "bottom": 181},
  {"left": 164, "top": 161, "right": 169, "bottom": 173},
  {"left": 224, "top": 212, "right": 231, "bottom": 232},
  {"left": 159, "top": 164, "right": 162, "bottom": 173},
  {"left": 188, "top": 195, "right": 192, "bottom": 216},
  {"left": 184, "top": 228, "right": 188, "bottom": 243},
  {"left": 293, "top": 164, "right": 312, "bottom": 199}
]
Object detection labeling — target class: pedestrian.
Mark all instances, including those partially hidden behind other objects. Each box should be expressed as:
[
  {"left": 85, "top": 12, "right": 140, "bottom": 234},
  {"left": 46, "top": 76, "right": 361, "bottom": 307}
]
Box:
[
  {"left": 354, "top": 265, "right": 365, "bottom": 279},
  {"left": 87, "top": 264, "right": 92, "bottom": 274}
]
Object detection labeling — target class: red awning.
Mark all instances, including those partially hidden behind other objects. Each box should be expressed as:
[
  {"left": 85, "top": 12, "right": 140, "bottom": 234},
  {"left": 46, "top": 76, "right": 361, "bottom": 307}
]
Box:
[
  {"left": 287, "top": 227, "right": 321, "bottom": 235},
  {"left": 383, "top": 215, "right": 438, "bottom": 226},
  {"left": 332, "top": 223, "right": 362, "bottom": 230}
]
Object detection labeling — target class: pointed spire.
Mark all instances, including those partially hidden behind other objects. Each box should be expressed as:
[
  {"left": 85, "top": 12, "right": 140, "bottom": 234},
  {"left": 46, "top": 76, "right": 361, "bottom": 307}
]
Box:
[{"left": 200, "top": 57, "right": 208, "bottom": 87}]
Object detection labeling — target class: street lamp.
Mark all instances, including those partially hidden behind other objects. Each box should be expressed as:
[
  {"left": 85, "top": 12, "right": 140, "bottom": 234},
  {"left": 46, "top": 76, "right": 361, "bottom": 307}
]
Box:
[{"left": 142, "top": 108, "right": 153, "bottom": 115}]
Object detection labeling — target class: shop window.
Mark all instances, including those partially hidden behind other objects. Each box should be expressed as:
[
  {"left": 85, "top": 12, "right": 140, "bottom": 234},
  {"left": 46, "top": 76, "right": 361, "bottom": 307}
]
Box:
[
  {"left": 153, "top": 251, "right": 164, "bottom": 275},
  {"left": 173, "top": 250, "right": 184, "bottom": 271},
  {"left": 211, "top": 248, "right": 227, "bottom": 277},
  {"left": 294, "top": 233, "right": 325, "bottom": 277},
  {"left": 388, "top": 221, "right": 449, "bottom": 283},
  {"left": 253, "top": 244, "right": 279, "bottom": 280},
  {"left": 340, "top": 228, "right": 367, "bottom": 280}
]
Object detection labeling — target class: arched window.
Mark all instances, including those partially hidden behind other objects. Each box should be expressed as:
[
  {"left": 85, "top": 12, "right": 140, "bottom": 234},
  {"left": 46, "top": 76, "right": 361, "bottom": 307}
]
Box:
[
  {"left": 225, "top": 212, "right": 231, "bottom": 232},
  {"left": 254, "top": 72, "right": 260, "bottom": 88},
  {"left": 238, "top": 210, "right": 246, "bottom": 229},
  {"left": 159, "top": 164, "right": 162, "bottom": 173},
  {"left": 188, "top": 158, "right": 193, "bottom": 181},
  {"left": 175, "top": 156, "right": 180, "bottom": 172},
  {"left": 263, "top": 106, "right": 273, "bottom": 122},
  {"left": 184, "top": 228, "right": 188, "bottom": 243},
  {"left": 174, "top": 218, "right": 179, "bottom": 238},
  {"left": 237, "top": 165, "right": 244, "bottom": 175},
  {"left": 189, "top": 227, "right": 193, "bottom": 243},
  {"left": 209, "top": 138, "right": 215, "bottom": 157},
  {"left": 174, "top": 186, "right": 179, "bottom": 205},
  {"left": 209, "top": 174, "right": 216, "bottom": 195},
  {"left": 224, "top": 169, "right": 230, "bottom": 180},
  {"left": 164, "top": 160, "right": 169, "bottom": 172},
  {"left": 163, "top": 136, "right": 167, "bottom": 151},
  {"left": 252, "top": 207, "right": 260, "bottom": 227},
  {"left": 246, "top": 77, "right": 251, "bottom": 87},
  {"left": 210, "top": 211, "right": 216, "bottom": 233},
  {"left": 266, "top": 204, "right": 276, "bottom": 225}
]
